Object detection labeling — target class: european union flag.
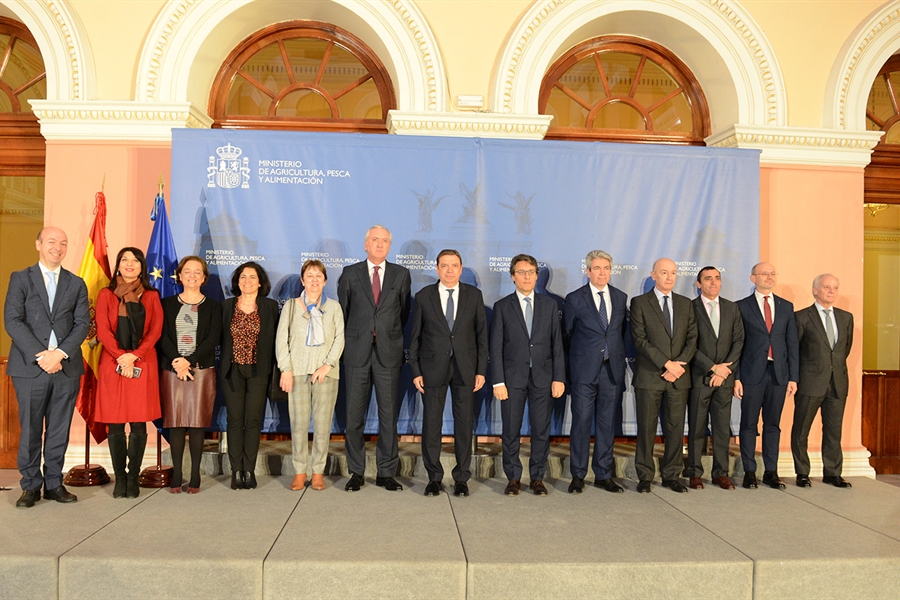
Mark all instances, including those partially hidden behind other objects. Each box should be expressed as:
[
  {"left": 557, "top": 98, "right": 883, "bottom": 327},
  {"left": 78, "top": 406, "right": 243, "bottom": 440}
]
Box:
[{"left": 147, "top": 191, "right": 179, "bottom": 298}]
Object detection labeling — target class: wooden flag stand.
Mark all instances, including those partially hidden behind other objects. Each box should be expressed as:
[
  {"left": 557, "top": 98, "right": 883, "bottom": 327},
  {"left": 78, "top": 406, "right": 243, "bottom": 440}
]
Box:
[
  {"left": 139, "top": 429, "right": 172, "bottom": 488},
  {"left": 64, "top": 422, "right": 110, "bottom": 486}
]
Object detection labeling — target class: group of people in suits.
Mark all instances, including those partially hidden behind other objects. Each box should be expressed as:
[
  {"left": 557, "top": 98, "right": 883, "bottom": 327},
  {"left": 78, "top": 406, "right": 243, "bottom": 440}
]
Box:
[{"left": 3, "top": 223, "right": 855, "bottom": 508}]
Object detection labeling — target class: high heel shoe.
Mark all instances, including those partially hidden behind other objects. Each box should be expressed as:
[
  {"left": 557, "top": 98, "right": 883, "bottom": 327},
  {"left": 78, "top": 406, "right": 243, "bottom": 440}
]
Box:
[
  {"left": 311, "top": 474, "right": 325, "bottom": 490},
  {"left": 169, "top": 485, "right": 182, "bottom": 494},
  {"left": 291, "top": 474, "right": 307, "bottom": 490},
  {"left": 187, "top": 477, "right": 201, "bottom": 494}
]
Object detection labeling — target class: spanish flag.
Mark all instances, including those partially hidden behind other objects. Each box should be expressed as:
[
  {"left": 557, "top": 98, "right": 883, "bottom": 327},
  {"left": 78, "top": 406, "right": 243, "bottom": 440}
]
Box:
[{"left": 75, "top": 192, "right": 112, "bottom": 444}]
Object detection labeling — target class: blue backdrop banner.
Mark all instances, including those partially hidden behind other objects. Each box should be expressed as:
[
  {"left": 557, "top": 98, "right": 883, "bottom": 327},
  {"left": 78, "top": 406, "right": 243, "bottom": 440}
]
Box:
[{"left": 170, "top": 129, "right": 760, "bottom": 437}]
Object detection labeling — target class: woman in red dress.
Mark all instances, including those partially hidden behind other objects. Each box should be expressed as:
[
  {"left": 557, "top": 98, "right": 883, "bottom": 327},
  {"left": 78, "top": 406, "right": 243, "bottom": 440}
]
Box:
[{"left": 96, "top": 247, "right": 163, "bottom": 498}]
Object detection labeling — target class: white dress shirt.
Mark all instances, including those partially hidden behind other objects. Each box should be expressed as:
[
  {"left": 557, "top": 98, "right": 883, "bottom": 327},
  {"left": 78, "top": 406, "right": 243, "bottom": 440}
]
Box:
[
  {"left": 815, "top": 301, "right": 839, "bottom": 344},
  {"left": 754, "top": 290, "right": 775, "bottom": 323},
  {"left": 589, "top": 282, "right": 612, "bottom": 323},
  {"left": 653, "top": 287, "right": 674, "bottom": 333},
  {"left": 439, "top": 283, "right": 459, "bottom": 321}
]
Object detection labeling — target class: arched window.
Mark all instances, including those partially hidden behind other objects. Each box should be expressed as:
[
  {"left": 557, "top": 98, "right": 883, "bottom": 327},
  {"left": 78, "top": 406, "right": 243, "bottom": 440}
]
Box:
[
  {"left": 209, "top": 21, "right": 396, "bottom": 133},
  {"left": 539, "top": 36, "right": 709, "bottom": 145},
  {"left": 0, "top": 16, "right": 46, "bottom": 175},
  {"left": 865, "top": 55, "right": 900, "bottom": 204}
]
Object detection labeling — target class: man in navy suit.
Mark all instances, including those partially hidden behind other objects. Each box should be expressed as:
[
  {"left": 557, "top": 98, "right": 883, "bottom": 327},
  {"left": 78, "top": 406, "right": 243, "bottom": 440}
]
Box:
[
  {"left": 734, "top": 262, "right": 799, "bottom": 490},
  {"left": 491, "top": 254, "right": 565, "bottom": 496},
  {"left": 791, "top": 274, "right": 853, "bottom": 488},
  {"left": 410, "top": 249, "right": 488, "bottom": 497},
  {"left": 4, "top": 227, "right": 89, "bottom": 508},
  {"left": 563, "top": 250, "right": 629, "bottom": 494},
  {"left": 630, "top": 258, "right": 697, "bottom": 493},
  {"left": 686, "top": 266, "right": 744, "bottom": 490},
  {"left": 338, "top": 225, "right": 411, "bottom": 492}
]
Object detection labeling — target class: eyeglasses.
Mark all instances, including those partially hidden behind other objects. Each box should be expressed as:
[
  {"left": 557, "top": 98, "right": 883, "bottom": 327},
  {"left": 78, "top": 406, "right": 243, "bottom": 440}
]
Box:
[
  {"left": 514, "top": 269, "right": 537, "bottom": 277},
  {"left": 755, "top": 271, "right": 777, "bottom": 277}
]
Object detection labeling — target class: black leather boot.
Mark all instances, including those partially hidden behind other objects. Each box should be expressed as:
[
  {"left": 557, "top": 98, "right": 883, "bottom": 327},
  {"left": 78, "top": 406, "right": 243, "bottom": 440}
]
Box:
[
  {"left": 126, "top": 433, "right": 147, "bottom": 498},
  {"left": 108, "top": 432, "right": 128, "bottom": 498}
]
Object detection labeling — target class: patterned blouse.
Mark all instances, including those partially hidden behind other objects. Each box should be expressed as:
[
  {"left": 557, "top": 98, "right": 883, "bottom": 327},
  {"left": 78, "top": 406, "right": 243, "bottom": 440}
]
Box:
[
  {"left": 176, "top": 296, "right": 204, "bottom": 357},
  {"left": 231, "top": 302, "right": 260, "bottom": 365}
]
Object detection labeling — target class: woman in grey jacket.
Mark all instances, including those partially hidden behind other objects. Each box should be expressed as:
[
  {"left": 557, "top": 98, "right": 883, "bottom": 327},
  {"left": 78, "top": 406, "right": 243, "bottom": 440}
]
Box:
[{"left": 276, "top": 259, "right": 345, "bottom": 491}]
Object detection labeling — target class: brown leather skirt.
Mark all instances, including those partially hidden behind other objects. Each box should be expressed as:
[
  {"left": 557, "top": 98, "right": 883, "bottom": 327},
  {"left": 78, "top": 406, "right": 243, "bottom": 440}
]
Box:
[{"left": 160, "top": 367, "right": 216, "bottom": 428}]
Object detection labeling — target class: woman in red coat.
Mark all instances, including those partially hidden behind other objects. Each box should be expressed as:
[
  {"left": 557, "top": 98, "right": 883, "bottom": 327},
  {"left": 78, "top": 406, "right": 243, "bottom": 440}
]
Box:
[{"left": 96, "top": 247, "right": 163, "bottom": 498}]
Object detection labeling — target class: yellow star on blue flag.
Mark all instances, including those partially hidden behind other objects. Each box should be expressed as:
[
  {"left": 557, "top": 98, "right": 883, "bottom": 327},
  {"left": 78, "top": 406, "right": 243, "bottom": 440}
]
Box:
[{"left": 150, "top": 266, "right": 163, "bottom": 281}]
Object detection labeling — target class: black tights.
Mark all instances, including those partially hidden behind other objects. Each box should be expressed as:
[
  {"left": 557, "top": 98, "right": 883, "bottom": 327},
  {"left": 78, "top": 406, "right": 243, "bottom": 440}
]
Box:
[
  {"left": 169, "top": 428, "right": 204, "bottom": 488},
  {"left": 108, "top": 422, "right": 147, "bottom": 436}
]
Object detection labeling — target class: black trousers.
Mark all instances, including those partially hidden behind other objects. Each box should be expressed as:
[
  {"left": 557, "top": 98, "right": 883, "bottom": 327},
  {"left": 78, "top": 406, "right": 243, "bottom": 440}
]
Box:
[
  {"left": 686, "top": 382, "right": 734, "bottom": 479},
  {"left": 635, "top": 383, "right": 688, "bottom": 482},
  {"left": 222, "top": 363, "right": 269, "bottom": 472},
  {"left": 739, "top": 362, "right": 785, "bottom": 473},
  {"left": 344, "top": 346, "right": 401, "bottom": 478},
  {"left": 501, "top": 371, "right": 552, "bottom": 482},
  {"left": 791, "top": 377, "right": 845, "bottom": 477},
  {"left": 568, "top": 362, "right": 620, "bottom": 480},
  {"left": 422, "top": 359, "right": 473, "bottom": 483}
]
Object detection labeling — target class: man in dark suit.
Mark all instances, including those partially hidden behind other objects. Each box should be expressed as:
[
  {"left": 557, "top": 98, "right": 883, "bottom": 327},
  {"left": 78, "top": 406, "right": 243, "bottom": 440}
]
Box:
[
  {"left": 410, "top": 249, "right": 488, "bottom": 497},
  {"left": 563, "top": 250, "right": 628, "bottom": 494},
  {"left": 791, "top": 274, "right": 853, "bottom": 488},
  {"left": 338, "top": 225, "right": 411, "bottom": 492},
  {"left": 4, "top": 227, "right": 89, "bottom": 508},
  {"left": 734, "top": 262, "right": 799, "bottom": 490},
  {"left": 491, "top": 254, "right": 565, "bottom": 496},
  {"left": 630, "top": 257, "right": 697, "bottom": 493},
  {"left": 685, "top": 266, "right": 744, "bottom": 490}
]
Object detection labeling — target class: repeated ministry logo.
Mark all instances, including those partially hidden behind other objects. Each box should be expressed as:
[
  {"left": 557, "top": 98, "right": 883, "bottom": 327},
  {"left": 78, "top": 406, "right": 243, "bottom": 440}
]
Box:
[{"left": 208, "top": 143, "right": 251, "bottom": 189}]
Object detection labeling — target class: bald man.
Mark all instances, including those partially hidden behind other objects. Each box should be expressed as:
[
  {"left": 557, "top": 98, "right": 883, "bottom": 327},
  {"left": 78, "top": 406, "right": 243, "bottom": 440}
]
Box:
[
  {"left": 791, "top": 274, "right": 853, "bottom": 488},
  {"left": 4, "top": 227, "right": 90, "bottom": 508},
  {"left": 630, "top": 258, "right": 697, "bottom": 493}
]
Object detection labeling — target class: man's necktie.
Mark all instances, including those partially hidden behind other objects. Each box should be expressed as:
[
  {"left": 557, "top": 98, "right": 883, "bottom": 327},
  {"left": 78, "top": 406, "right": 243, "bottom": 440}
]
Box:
[
  {"left": 598, "top": 291, "right": 609, "bottom": 360},
  {"left": 524, "top": 296, "right": 533, "bottom": 337},
  {"left": 372, "top": 265, "right": 381, "bottom": 306},
  {"left": 764, "top": 295, "right": 773, "bottom": 359},
  {"left": 662, "top": 295, "right": 672, "bottom": 337},
  {"left": 446, "top": 288, "right": 454, "bottom": 330},
  {"left": 710, "top": 299, "right": 719, "bottom": 337},
  {"left": 47, "top": 271, "right": 58, "bottom": 349},
  {"left": 825, "top": 308, "right": 836, "bottom": 349}
]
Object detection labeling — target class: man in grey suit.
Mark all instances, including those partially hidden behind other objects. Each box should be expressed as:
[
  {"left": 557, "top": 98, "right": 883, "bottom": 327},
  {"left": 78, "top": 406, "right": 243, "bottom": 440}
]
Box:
[
  {"left": 791, "top": 274, "right": 854, "bottom": 488},
  {"left": 685, "top": 266, "right": 744, "bottom": 490},
  {"left": 491, "top": 254, "right": 565, "bottom": 496},
  {"left": 338, "top": 225, "right": 411, "bottom": 492},
  {"left": 630, "top": 258, "right": 697, "bottom": 493},
  {"left": 410, "top": 249, "right": 488, "bottom": 497},
  {"left": 4, "top": 227, "right": 89, "bottom": 508}
]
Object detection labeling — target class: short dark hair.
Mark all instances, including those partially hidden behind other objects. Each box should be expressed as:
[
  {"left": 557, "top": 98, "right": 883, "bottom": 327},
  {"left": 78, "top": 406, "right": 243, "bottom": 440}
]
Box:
[
  {"left": 109, "top": 247, "right": 153, "bottom": 291},
  {"left": 175, "top": 255, "right": 209, "bottom": 285},
  {"left": 696, "top": 265, "right": 720, "bottom": 283},
  {"left": 230, "top": 261, "right": 271, "bottom": 297},
  {"left": 509, "top": 254, "right": 538, "bottom": 276},
  {"left": 301, "top": 259, "right": 327, "bottom": 281},
  {"left": 436, "top": 249, "right": 462, "bottom": 265}
]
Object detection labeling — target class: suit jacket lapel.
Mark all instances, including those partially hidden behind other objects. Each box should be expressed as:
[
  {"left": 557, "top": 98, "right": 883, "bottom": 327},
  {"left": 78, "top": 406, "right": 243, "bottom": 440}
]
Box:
[
  {"left": 745, "top": 294, "right": 767, "bottom": 331},
  {"left": 584, "top": 286, "right": 605, "bottom": 330},
  {"left": 358, "top": 262, "right": 376, "bottom": 308},
  {"left": 807, "top": 305, "right": 832, "bottom": 347},
  {"left": 30, "top": 265, "right": 51, "bottom": 315},
  {"left": 53, "top": 269, "right": 72, "bottom": 314},
  {"left": 428, "top": 285, "right": 450, "bottom": 333},
  {"left": 647, "top": 291, "right": 670, "bottom": 333},
  {"left": 695, "top": 297, "right": 715, "bottom": 338}
]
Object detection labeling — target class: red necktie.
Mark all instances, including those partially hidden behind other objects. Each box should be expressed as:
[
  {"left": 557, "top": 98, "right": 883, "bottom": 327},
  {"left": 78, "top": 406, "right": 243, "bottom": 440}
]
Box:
[
  {"left": 372, "top": 265, "right": 381, "bottom": 306},
  {"left": 764, "top": 295, "right": 773, "bottom": 359}
]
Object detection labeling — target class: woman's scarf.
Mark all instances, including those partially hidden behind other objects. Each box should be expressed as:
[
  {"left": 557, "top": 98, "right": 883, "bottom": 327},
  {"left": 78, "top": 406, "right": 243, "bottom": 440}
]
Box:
[
  {"left": 113, "top": 275, "right": 146, "bottom": 350},
  {"left": 303, "top": 291, "right": 325, "bottom": 347}
]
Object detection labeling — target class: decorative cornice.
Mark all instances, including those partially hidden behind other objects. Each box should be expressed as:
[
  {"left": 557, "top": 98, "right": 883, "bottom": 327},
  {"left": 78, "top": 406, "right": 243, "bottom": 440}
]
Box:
[
  {"left": 140, "top": 0, "right": 199, "bottom": 102},
  {"left": 45, "top": 0, "right": 83, "bottom": 100},
  {"left": 706, "top": 125, "right": 883, "bottom": 168},
  {"left": 387, "top": 111, "right": 552, "bottom": 139},
  {"left": 387, "top": 0, "right": 438, "bottom": 111},
  {"left": 30, "top": 100, "right": 213, "bottom": 141},
  {"left": 865, "top": 234, "right": 900, "bottom": 243}
]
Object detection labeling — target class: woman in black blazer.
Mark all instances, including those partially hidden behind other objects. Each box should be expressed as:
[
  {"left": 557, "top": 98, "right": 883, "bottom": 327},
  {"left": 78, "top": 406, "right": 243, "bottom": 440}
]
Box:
[
  {"left": 158, "top": 256, "right": 222, "bottom": 493},
  {"left": 220, "top": 261, "right": 279, "bottom": 490}
]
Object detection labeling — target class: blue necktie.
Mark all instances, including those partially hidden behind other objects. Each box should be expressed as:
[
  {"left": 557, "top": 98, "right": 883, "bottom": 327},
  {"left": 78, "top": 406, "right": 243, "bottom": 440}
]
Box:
[
  {"left": 524, "top": 296, "right": 533, "bottom": 337},
  {"left": 445, "top": 289, "right": 454, "bottom": 330},
  {"left": 598, "top": 291, "right": 609, "bottom": 360},
  {"left": 662, "top": 295, "right": 672, "bottom": 337},
  {"left": 47, "top": 271, "right": 58, "bottom": 349}
]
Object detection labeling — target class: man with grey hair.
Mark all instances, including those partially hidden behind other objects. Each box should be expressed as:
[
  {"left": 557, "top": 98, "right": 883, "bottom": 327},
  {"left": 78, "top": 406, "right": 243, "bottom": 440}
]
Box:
[
  {"left": 563, "top": 250, "right": 629, "bottom": 493},
  {"left": 791, "top": 273, "right": 854, "bottom": 488},
  {"left": 338, "top": 225, "right": 411, "bottom": 492}
]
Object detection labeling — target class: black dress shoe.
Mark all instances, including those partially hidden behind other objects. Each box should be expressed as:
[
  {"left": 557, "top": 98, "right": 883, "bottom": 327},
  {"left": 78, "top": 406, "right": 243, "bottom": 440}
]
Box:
[
  {"left": 245, "top": 471, "right": 257, "bottom": 490},
  {"left": 16, "top": 489, "right": 39, "bottom": 508},
  {"left": 661, "top": 479, "right": 688, "bottom": 493},
  {"left": 345, "top": 472, "right": 365, "bottom": 492},
  {"left": 637, "top": 480, "right": 652, "bottom": 493},
  {"left": 742, "top": 473, "right": 758, "bottom": 489},
  {"left": 594, "top": 478, "right": 624, "bottom": 493},
  {"left": 231, "top": 471, "right": 242, "bottom": 490},
  {"left": 44, "top": 485, "right": 77, "bottom": 503},
  {"left": 424, "top": 480, "right": 444, "bottom": 496},
  {"left": 375, "top": 476, "right": 403, "bottom": 491},
  {"left": 796, "top": 474, "right": 812, "bottom": 487},
  {"left": 453, "top": 481, "right": 469, "bottom": 497},
  {"left": 568, "top": 476, "right": 585, "bottom": 494},
  {"left": 762, "top": 471, "right": 786, "bottom": 490},
  {"left": 530, "top": 480, "right": 548, "bottom": 496},
  {"left": 823, "top": 476, "right": 852, "bottom": 488},
  {"left": 504, "top": 480, "right": 520, "bottom": 496}
]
